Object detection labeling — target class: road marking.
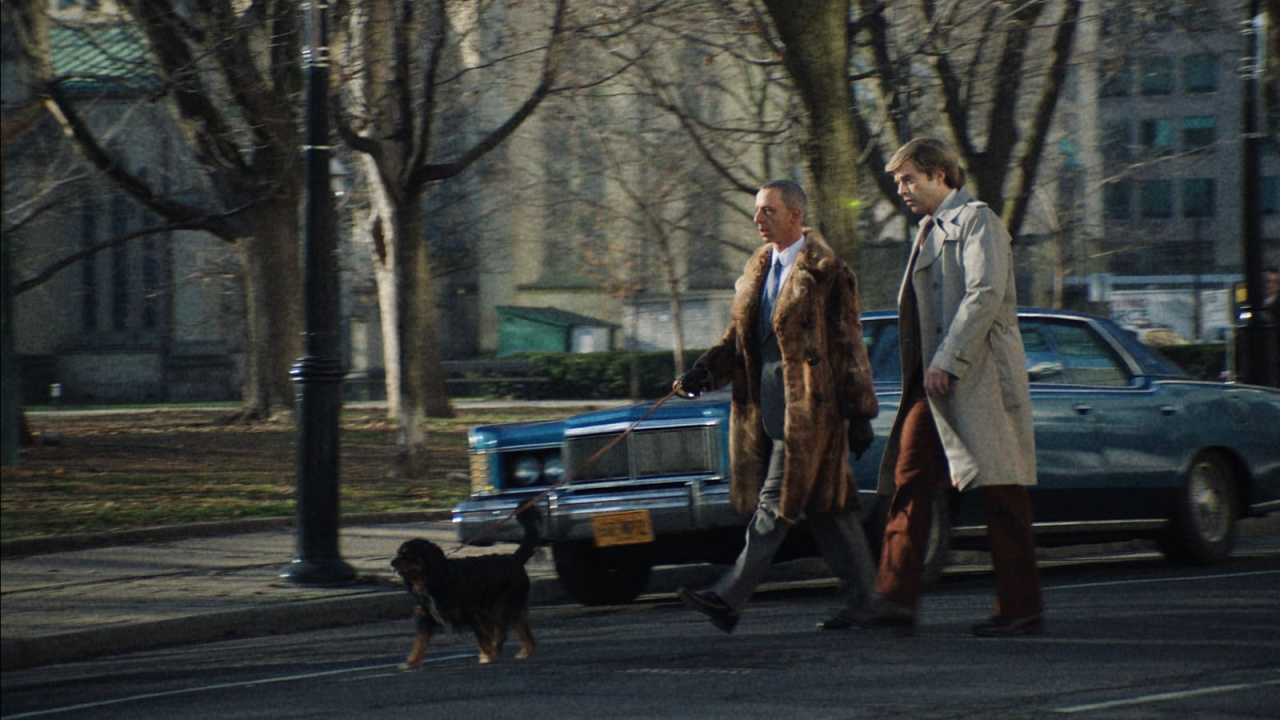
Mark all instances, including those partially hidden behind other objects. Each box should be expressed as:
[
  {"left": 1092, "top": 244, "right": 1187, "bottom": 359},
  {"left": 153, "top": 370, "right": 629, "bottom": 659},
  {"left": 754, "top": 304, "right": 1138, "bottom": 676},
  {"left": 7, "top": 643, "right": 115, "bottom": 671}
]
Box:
[
  {"left": 1049, "top": 568, "right": 1280, "bottom": 592},
  {"left": 1, "top": 654, "right": 474, "bottom": 719},
  {"left": 1054, "top": 677, "right": 1280, "bottom": 713}
]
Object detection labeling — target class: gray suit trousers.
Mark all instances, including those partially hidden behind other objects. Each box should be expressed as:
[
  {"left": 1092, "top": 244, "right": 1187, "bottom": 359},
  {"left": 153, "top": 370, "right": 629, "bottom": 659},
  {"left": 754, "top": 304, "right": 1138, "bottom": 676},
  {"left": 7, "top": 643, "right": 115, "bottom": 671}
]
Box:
[{"left": 713, "top": 440, "right": 877, "bottom": 613}]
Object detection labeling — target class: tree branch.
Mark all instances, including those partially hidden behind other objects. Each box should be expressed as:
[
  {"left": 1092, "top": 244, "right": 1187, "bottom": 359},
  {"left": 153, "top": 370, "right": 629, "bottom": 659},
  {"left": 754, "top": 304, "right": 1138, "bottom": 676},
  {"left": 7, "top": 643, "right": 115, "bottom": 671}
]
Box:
[
  {"left": 45, "top": 81, "right": 238, "bottom": 238},
  {"left": 408, "top": 0, "right": 569, "bottom": 187},
  {"left": 1003, "top": 0, "right": 1082, "bottom": 238}
]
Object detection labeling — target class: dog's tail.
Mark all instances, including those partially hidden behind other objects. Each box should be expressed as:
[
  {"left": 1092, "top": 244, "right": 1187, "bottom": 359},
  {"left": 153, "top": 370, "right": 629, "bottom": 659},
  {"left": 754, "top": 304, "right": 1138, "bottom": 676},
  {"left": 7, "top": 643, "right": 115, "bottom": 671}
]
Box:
[{"left": 513, "top": 505, "right": 542, "bottom": 565}]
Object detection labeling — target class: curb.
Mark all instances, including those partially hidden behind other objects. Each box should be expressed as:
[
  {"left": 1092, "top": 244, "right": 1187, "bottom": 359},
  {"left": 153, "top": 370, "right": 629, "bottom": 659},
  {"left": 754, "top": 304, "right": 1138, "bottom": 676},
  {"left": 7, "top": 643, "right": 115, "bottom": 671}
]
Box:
[
  {"left": 0, "top": 570, "right": 583, "bottom": 672},
  {"left": 0, "top": 559, "right": 837, "bottom": 672},
  {"left": 0, "top": 587, "right": 412, "bottom": 672}
]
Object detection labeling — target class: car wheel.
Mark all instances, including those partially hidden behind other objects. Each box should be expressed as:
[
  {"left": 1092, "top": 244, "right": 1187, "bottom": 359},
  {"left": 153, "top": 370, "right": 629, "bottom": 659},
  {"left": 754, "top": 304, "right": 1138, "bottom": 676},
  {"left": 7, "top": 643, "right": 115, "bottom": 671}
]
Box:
[
  {"left": 866, "top": 489, "right": 952, "bottom": 589},
  {"left": 551, "top": 540, "right": 652, "bottom": 605},
  {"left": 1158, "top": 450, "right": 1237, "bottom": 566}
]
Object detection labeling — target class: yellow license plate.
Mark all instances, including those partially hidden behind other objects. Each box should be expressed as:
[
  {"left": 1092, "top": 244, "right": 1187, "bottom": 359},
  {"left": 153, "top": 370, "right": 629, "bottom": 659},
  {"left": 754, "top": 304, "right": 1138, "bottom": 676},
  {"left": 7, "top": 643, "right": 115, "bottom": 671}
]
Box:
[{"left": 590, "top": 510, "right": 655, "bottom": 547}]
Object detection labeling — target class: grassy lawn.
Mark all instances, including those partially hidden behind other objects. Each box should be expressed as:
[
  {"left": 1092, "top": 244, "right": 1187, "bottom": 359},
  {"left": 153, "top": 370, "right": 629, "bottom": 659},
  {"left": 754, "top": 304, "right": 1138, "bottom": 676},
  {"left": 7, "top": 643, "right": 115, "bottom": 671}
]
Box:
[{"left": 1, "top": 406, "right": 591, "bottom": 540}]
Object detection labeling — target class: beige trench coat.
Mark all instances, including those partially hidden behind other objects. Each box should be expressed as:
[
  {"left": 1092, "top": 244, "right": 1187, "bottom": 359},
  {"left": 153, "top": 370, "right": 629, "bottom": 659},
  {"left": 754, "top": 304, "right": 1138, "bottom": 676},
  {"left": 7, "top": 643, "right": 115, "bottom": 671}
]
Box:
[{"left": 877, "top": 188, "right": 1036, "bottom": 494}]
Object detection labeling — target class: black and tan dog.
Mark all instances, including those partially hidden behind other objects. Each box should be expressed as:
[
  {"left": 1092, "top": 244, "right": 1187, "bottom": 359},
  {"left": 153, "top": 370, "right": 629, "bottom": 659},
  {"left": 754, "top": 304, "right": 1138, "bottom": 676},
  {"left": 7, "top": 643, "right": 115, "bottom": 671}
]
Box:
[{"left": 391, "top": 507, "right": 541, "bottom": 669}]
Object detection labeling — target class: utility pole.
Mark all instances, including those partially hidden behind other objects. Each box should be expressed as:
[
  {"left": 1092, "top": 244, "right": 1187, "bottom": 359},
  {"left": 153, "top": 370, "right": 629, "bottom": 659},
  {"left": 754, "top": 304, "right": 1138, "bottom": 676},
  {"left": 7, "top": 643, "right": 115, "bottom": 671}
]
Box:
[
  {"left": 281, "top": 0, "right": 354, "bottom": 585},
  {"left": 1239, "top": 0, "right": 1279, "bottom": 386}
]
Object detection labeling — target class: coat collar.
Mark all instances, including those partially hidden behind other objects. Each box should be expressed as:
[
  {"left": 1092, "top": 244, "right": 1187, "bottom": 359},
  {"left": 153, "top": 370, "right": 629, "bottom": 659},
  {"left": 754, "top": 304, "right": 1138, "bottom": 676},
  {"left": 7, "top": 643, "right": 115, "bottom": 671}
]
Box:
[
  {"left": 913, "top": 187, "right": 978, "bottom": 270},
  {"left": 733, "top": 228, "right": 837, "bottom": 330}
]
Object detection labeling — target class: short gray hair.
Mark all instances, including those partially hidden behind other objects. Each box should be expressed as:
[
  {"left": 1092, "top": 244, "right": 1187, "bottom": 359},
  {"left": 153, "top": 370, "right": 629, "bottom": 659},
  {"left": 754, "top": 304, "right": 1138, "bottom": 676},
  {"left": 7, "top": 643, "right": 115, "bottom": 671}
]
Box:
[{"left": 759, "top": 179, "right": 807, "bottom": 216}]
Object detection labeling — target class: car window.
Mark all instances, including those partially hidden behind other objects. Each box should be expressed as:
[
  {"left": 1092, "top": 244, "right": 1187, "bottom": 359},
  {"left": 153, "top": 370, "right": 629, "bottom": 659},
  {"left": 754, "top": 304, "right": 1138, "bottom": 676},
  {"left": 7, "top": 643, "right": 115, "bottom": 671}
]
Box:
[
  {"left": 1042, "top": 322, "right": 1132, "bottom": 386},
  {"left": 863, "top": 320, "right": 902, "bottom": 381},
  {"left": 1020, "top": 323, "right": 1066, "bottom": 382}
]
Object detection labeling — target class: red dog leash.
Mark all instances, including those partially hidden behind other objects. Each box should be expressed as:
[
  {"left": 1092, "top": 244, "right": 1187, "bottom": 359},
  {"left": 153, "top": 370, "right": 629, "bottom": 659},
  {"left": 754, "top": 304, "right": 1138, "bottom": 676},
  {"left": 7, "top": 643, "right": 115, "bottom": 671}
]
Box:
[{"left": 451, "top": 387, "right": 681, "bottom": 554}]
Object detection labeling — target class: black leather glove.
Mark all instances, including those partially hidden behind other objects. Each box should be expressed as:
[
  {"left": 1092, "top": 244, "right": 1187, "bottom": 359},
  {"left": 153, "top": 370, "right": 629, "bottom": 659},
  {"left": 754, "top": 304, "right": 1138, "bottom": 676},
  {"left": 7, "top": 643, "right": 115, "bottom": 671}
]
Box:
[
  {"left": 849, "top": 416, "right": 874, "bottom": 460},
  {"left": 674, "top": 364, "right": 712, "bottom": 399}
]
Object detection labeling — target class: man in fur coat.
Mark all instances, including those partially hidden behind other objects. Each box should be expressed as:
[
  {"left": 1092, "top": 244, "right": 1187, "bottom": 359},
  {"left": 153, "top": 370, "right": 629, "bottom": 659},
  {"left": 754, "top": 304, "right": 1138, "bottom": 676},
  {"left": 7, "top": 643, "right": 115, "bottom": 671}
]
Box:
[{"left": 673, "top": 179, "right": 881, "bottom": 633}]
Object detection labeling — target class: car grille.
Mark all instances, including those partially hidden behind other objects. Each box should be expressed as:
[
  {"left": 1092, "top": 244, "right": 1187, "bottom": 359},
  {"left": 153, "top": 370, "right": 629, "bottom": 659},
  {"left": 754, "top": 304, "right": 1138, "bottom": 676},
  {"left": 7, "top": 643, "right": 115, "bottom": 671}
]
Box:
[{"left": 564, "top": 426, "right": 719, "bottom": 483}]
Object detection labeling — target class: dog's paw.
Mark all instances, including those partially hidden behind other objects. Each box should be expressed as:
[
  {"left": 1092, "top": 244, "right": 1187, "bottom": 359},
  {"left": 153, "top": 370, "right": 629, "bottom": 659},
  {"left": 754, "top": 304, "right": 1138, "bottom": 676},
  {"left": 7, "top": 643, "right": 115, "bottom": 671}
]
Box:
[
  {"left": 478, "top": 653, "right": 496, "bottom": 664},
  {"left": 398, "top": 661, "right": 421, "bottom": 671}
]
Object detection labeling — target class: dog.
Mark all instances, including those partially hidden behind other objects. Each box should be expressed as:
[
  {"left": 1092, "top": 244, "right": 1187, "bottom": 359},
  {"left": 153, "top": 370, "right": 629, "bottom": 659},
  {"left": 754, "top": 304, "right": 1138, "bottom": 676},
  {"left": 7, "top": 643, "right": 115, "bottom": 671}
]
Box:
[{"left": 391, "top": 507, "right": 541, "bottom": 669}]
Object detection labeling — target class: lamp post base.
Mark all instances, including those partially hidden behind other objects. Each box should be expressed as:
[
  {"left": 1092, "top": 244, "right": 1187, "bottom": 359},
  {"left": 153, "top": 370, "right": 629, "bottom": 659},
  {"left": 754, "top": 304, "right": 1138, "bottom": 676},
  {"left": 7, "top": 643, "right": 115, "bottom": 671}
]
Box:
[{"left": 279, "top": 557, "right": 356, "bottom": 586}]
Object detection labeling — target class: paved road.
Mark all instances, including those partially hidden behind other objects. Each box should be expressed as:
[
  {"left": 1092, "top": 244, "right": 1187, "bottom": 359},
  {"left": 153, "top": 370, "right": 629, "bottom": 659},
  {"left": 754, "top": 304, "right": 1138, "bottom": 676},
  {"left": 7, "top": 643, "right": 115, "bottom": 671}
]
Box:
[{"left": 3, "top": 548, "right": 1278, "bottom": 719}]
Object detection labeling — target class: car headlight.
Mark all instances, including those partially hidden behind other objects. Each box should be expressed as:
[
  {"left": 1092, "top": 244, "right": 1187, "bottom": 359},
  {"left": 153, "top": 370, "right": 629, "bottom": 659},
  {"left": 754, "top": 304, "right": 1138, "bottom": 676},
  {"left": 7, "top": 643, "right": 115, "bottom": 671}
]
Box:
[
  {"left": 543, "top": 455, "right": 565, "bottom": 484},
  {"left": 512, "top": 455, "right": 544, "bottom": 487}
]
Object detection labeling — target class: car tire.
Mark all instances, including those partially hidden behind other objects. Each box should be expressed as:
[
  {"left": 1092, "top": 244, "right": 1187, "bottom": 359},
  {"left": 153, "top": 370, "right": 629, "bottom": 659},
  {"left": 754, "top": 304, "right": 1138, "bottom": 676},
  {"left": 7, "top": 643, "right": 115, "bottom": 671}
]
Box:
[
  {"left": 1158, "top": 450, "right": 1237, "bottom": 566},
  {"left": 551, "top": 540, "right": 652, "bottom": 605},
  {"left": 866, "top": 489, "right": 951, "bottom": 589}
]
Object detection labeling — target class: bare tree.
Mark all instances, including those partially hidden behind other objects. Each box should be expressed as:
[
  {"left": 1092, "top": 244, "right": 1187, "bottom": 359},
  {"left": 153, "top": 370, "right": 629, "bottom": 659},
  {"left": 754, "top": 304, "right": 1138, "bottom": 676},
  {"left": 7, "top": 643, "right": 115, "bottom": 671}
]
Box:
[
  {"left": 847, "top": 0, "right": 1083, "bottom": 239},
  {"left": 332, "top": 0, "right": 568, "bottom": 477},
  {"left": 43, "top": 0, "right": 307, "bottom": 421}
]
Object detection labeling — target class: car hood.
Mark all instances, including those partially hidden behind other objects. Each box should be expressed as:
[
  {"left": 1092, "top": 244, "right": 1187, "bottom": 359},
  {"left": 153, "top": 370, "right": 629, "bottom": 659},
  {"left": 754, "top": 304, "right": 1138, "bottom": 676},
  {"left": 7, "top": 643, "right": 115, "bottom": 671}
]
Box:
[
  {"left": 469, "top": 418, "right": 566, "bottom": 451},
  {"left": 563, "top": 389, "right": 732, "bottom": 433}
]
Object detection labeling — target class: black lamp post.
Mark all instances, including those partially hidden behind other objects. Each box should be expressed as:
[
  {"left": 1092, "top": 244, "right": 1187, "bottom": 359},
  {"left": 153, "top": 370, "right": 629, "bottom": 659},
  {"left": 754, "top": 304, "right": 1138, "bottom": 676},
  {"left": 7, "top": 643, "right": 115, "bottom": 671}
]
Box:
[
  {"left": 1239, "top": 0, "right": 1279, "bottom": 387},
  {"left": 281, "top": 0, "right": 355, "bottom": 585}
]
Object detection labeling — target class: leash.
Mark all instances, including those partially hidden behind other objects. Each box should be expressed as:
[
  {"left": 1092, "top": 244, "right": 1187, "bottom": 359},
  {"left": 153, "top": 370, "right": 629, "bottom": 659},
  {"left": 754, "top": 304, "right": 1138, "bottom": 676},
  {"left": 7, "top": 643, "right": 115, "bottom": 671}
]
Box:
[{"left": 450, "top": 387, "right": 681, "bottom": 554}]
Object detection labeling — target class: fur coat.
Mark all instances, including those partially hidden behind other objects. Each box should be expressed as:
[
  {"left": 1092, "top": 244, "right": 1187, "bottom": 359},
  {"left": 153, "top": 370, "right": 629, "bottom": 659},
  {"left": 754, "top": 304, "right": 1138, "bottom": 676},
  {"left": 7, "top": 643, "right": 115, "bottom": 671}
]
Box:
[{"left": 696, "top": 230, "right": 879, "bottom": 520}]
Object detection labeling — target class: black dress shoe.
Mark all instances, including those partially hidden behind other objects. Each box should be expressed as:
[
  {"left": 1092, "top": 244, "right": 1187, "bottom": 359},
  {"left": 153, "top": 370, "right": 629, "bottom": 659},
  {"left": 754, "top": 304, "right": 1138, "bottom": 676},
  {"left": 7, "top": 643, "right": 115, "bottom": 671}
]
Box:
[
  {"left": 817, "top": 609, "right": 858, "bottom": 630},
  {"left": 845, "top": 595, "right": 916, "bottom": 634},
  {"left": 971, "top": 614, "right": 1044, "bottom": 637},
  {"left": 678, "top": 587, "right": 739, "bottom": 633}
]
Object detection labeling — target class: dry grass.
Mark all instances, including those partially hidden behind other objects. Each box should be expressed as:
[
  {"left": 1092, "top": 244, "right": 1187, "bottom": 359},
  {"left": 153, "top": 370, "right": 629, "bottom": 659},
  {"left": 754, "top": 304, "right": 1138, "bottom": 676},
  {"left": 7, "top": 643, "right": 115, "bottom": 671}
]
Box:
[{"left": 1, "top": 406, "right": 578, "bottom": 540}]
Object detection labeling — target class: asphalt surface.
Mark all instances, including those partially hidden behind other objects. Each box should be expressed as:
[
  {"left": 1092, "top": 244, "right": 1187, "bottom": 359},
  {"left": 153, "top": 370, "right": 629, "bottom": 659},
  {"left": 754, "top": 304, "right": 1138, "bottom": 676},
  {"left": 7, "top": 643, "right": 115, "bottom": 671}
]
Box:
[
  {"left": 4, "top": 508, "right": 1276, "bottom": 673},
  {"left": 0, "top": 511, "right": 844, "bottom": 672}
]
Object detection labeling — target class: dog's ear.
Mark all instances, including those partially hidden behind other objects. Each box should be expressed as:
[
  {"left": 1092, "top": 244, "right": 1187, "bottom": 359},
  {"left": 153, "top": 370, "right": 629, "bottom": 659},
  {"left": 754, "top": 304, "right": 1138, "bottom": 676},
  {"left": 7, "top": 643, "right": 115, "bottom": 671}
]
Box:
[{"left": 421, "top": 542, "right": 449, "bottom": 574}]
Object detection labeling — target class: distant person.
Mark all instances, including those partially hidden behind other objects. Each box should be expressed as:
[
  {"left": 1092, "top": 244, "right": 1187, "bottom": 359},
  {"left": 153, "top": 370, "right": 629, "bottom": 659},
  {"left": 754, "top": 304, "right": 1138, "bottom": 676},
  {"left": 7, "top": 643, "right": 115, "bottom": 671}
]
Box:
[
  {"left": 672, "top": 179, "right": 880, "bottom": 632},
  {"left": 856, "top": 138, "right": 1044, "bottom": 637},
  {"left": 1261, "top": 267, "right": 1280, "bottom": 381}
]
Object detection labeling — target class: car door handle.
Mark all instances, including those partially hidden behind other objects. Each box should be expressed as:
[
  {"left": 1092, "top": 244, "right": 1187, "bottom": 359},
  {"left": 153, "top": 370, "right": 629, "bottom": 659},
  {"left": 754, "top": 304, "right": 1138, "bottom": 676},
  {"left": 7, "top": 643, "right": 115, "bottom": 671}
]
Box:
[
  {"left": 1073, "top": 404, "right": 1093, "bottom": 415},
  {"left": 1159, "top": 405, "right": 1177, "bottom": 416}
]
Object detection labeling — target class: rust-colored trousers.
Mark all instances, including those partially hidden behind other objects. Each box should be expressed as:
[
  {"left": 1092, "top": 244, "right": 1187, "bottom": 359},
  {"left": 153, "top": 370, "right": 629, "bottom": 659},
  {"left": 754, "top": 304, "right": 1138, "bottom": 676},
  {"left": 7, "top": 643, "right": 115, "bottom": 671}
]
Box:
[{"left": 875, "top": 387, "right": 1044, "bottom": 619}]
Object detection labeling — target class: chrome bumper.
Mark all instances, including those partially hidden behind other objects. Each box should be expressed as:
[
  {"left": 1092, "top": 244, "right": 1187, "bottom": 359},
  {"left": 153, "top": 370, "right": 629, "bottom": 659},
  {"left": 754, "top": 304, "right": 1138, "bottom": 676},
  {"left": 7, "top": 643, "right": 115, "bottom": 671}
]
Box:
[{"left": 452, "top": 480, "right": 740, "bottom": 545}]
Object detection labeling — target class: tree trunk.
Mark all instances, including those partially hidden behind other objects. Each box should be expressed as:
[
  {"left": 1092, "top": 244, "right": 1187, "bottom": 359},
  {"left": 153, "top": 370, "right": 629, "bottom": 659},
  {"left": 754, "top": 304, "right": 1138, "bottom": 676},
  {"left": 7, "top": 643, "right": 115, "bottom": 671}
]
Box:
[
  {"left": 762, "top": 0, "right": 864, "bottom": 268},
  {"left": 363, "top": 176, "right": 454, "bottom": 479},
  {"left": 235, "top": 201, "right": 302, "bottom": 420}
]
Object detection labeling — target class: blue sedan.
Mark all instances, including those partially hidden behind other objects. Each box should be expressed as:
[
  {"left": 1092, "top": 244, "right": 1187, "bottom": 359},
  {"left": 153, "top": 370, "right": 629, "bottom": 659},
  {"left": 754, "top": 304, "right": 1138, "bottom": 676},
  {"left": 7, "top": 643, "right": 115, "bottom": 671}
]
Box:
[{"left": 454, "top": 309, "right": 1280, "bottom": 605}]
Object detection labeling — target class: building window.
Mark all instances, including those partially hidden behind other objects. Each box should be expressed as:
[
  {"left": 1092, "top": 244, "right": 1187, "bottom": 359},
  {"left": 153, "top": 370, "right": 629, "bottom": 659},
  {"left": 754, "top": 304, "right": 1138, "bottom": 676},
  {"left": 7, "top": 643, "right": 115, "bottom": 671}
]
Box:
[
  {"left": 1181, "top": 178, "right": 1215, "bottom": 218},
  {"left": 1140, "top": 56, "right": 1174, "bottom": 96},
  {"left": 1263, "top": 176, "right": 1280, "bottom": 215},
  {"left": 110, "top": 196, "right": 130, "bottom": 333},
  {"left": 1181, "top": 1, "right": 1217, "bottom": 32},
  {"left": 1102, "top": 120, "right": 1131, "bottom": 160},
  {"left": 1182, "top": 116, "right": 1216, "bottom": 150},
  {"left": 1182, "top": 54, "right": 1217, "bottom": 93},
  {"left": 1144, "top": 0, "right": 1177, "bottom": 32},
  {"left": 1140, "top": 180, "right": 1174, "bottom": 218},
  {"left": 80, "top": 200, "right": 97, "bottom": 333},
  {"left": 1140, "top": 119, "right": 1174, "bottom": 155},
  {"left": 1099, "top": 61, "right": 1130, "bottom": 98},
  {"left": 1104, "top": 182, "right": 1132, "bottom": 220},
  {"left": 142, "top": 236, "right": 161, "bottom": 331}
]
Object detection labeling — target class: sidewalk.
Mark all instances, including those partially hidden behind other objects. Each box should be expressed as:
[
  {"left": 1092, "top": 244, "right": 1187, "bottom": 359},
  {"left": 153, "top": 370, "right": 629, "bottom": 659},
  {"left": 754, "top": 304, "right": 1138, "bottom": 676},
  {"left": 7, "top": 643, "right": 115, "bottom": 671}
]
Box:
[
  {"left": 0, "top": 514, "right": 555, "bottom": 671},
  {"left": 0, "top": 514, "right": 829, "bottom": 672}
]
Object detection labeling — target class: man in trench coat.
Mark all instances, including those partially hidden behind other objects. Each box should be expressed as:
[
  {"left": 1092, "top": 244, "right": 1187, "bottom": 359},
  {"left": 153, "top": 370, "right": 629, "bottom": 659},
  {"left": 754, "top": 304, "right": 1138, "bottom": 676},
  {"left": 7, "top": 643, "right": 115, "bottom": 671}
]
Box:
[
  {"left": 672, "top": 179, "right": 880, "bottom": 633},
  {"left": 854, "top": 138, "right": 1045, "bottom": 637}
]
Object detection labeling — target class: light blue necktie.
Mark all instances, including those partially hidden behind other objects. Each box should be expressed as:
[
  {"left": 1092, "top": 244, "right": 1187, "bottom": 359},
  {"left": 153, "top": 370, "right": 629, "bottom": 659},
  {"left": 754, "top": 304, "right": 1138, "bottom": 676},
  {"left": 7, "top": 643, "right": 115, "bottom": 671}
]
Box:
[{"left": 761, "top": 258, "right": 783, "bottom": 329}]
